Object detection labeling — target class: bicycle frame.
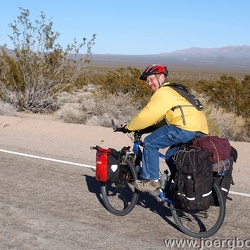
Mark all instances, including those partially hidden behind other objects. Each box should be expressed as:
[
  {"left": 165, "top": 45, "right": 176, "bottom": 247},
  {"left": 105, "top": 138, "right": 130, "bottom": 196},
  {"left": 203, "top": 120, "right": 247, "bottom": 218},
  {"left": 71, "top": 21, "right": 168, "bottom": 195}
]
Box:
[
  {"left": 128, "top": 131, "right": 172, "bottom": 203},
  {"left": 132, "top": 132, "right": 167, "bottom": 161}
]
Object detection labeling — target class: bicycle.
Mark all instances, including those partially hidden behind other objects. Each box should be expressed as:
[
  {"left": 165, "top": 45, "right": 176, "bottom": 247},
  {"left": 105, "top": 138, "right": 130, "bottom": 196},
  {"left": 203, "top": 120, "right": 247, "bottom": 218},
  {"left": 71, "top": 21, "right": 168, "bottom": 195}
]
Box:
[{"left": 92, "top": 120, "right": 226, "bottom": 238}]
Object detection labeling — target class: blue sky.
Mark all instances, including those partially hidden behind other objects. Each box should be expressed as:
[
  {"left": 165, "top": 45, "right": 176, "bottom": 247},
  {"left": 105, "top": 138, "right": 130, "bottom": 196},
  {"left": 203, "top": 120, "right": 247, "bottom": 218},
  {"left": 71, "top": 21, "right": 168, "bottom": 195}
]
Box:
[{"left": 0, "top": 0, "right": 249, "bottom": 55}]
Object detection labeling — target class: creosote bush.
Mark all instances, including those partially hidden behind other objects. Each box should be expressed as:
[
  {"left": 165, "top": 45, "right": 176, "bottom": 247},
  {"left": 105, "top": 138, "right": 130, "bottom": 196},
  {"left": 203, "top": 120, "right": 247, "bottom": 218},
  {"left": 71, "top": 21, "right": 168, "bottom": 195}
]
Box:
[
  {"left": 55, "top": 88, "right": 139, "bottom": 127},
  {"left": 0, "top": 8, "right": 96, "bottom": 112},
  {"left": 196, "top": 75, "right": 250, "bottom": 121},
  {"left": 94, "top": 67, "right": 151, "bottom": 107}
]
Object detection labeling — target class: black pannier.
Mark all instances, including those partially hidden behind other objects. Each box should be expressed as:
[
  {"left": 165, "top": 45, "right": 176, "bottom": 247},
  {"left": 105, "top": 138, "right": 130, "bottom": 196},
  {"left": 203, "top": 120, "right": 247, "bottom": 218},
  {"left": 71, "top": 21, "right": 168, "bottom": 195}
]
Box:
[{"left": 173, "top": 148, "right": 213, "bottom": 211}]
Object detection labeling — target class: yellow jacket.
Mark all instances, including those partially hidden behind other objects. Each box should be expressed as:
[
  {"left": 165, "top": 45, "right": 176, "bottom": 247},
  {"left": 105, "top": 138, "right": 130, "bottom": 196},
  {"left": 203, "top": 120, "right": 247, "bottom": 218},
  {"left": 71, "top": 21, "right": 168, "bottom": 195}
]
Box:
[{"left": 127, "top": 82, "right": 209, "bottom": 134}]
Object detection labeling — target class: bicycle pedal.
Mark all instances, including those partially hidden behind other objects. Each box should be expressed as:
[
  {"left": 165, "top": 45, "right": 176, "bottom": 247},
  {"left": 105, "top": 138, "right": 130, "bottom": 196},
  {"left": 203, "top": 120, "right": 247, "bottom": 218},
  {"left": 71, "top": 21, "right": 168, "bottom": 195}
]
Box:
[{"left": 154, "top": 195, "right": 164, "bottom": 202}]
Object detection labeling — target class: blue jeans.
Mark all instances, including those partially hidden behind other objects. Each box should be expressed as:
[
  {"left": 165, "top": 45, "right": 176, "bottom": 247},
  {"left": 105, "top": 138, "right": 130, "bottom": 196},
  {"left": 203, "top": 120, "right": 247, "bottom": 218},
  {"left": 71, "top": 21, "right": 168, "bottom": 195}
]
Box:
[{"left": 140, "top": 125, "right": 205, "bottom": 180}]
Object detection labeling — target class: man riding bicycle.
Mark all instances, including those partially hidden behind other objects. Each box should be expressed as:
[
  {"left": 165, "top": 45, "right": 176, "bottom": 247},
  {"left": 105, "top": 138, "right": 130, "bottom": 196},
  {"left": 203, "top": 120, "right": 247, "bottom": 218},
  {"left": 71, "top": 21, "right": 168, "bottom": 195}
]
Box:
[{"left": 122, "top": 64, "right": 209, "bottom": 193}]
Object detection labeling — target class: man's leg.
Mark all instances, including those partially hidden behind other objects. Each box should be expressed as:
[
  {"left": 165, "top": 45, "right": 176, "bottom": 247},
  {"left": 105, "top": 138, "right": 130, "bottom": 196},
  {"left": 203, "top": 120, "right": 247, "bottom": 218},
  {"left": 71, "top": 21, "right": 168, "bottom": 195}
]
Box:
[{"left": 135, "top": 125, "right": 200, "bottom": 192}]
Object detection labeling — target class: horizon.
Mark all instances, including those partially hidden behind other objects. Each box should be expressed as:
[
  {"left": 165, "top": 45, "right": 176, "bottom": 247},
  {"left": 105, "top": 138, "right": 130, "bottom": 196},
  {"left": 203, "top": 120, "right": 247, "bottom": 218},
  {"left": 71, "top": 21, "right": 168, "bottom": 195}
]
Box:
[
  {"left": 2, "top": 44, "right": 249, "bottom": 75},
  {"left": 2, "top": 44, "right": 250, "bottom": 56}
]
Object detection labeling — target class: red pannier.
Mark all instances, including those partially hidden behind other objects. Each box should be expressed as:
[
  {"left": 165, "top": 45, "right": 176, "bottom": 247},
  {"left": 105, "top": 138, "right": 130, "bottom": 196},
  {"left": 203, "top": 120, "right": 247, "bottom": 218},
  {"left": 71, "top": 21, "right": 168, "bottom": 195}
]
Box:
[{"left": 95, "top": 146, "right": 120, "bottom": 182}]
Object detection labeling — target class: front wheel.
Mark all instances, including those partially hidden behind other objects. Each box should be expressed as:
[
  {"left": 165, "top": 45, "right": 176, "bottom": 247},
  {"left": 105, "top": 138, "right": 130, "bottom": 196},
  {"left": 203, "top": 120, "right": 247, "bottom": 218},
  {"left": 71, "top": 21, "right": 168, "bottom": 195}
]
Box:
[
  {"left": 101, "top": 157, "right": 139, "bottom": 216},
  {"left": 171, "top": 181, "right": 226, "bottom": 238}
]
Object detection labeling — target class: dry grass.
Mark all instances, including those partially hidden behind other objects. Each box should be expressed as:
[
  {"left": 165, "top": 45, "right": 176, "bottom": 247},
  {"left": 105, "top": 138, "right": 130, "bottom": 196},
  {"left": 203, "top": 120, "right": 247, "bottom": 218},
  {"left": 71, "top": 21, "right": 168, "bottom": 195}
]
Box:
[
  {"left": 55, "top": 85, "right": 139, "bottom": 127},
  {"left": 0, "top": 101, "right": 17, "bottom": 117},
  {"left": 205, "top": 103, "right": 249, "bottom": 141}
]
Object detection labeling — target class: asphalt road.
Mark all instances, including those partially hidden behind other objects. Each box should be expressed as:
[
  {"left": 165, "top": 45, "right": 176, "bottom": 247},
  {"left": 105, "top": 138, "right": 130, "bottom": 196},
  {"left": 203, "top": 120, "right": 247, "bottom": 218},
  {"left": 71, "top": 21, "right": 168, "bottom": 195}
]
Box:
[{"left": 1, "top": 151, "right": 250, "bottom": 250}]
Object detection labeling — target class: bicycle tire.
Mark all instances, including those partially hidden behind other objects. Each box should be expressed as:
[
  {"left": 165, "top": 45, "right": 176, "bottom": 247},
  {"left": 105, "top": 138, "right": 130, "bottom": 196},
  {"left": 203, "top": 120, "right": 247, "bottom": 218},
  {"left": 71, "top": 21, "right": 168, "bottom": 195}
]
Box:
[
  {"left": 171, "top": 181, "right": 226, "bottom": 238},
  {"left": 101, "top": 157, "right": 139, "bottom": 216}
]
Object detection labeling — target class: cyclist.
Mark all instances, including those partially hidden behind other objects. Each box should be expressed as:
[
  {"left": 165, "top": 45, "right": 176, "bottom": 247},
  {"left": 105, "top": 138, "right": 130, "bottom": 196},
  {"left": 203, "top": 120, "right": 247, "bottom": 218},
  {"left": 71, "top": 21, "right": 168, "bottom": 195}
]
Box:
[{"left": 122, "top": 64, "right": 208, "bottom": 194}]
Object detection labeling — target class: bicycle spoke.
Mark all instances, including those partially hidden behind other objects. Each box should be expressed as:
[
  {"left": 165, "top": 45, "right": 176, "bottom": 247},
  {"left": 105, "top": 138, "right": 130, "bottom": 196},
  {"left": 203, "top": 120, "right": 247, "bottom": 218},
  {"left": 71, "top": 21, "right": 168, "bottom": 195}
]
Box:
[{"left": 101, "top": 159, "right": 139, "bottom": 216}]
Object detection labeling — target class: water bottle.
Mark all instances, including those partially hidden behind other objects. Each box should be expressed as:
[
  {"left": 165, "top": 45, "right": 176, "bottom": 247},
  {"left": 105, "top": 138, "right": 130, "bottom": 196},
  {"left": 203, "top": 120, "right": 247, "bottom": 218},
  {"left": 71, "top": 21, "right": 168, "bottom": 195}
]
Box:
[
  {"left": 135, "top": 165, "right": 141, "bottom": 172},
  {"left": 160, "top": 170, "right": 169, "bottom": 189}
]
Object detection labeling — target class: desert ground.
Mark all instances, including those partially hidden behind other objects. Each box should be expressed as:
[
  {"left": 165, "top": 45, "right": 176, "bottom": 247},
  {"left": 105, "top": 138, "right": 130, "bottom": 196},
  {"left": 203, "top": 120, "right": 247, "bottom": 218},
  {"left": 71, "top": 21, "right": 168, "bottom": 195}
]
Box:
[{"left": 0, "top": 113, "right": 250, "bottom": 249}]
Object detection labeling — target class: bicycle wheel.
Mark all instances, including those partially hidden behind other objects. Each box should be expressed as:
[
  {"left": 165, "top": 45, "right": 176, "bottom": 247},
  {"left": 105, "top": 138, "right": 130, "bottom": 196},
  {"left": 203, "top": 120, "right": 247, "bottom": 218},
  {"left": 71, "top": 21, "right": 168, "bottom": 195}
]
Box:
[
  {"left": 171, "top": 182, "right": 226, "bottom": 238},
  {"left": 101, "top": 157, "right": 139, "bottom": 216}
]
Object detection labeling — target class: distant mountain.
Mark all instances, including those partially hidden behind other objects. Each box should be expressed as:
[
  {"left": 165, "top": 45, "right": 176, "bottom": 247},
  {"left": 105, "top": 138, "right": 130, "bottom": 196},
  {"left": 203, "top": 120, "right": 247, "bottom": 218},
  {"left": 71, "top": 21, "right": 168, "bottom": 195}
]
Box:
[
  {"left": 153, "top": 45, "right": 250, "bottom": 73},
  {"left": 1, "top": 45, "right": 250, "bottom": 74},
  {"left": 89, "top": 45, "right": 250, "bottom": 74},
  {"left": 0, "top": 46, "right": 16, "bottom": 57},
  {"left": 168, "top": 45, "right": 250, "bottom": 56}
]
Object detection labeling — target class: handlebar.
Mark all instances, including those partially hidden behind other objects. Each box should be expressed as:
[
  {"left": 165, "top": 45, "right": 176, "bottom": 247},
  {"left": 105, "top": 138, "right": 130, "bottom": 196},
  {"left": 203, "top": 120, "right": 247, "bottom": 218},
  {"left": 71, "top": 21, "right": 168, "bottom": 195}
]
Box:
[
  {"left": 112, "top": 127, "right": 124, "bottom": 133},
  {"left": 111, "top": 119, "right": 155, "bottom": 137}
]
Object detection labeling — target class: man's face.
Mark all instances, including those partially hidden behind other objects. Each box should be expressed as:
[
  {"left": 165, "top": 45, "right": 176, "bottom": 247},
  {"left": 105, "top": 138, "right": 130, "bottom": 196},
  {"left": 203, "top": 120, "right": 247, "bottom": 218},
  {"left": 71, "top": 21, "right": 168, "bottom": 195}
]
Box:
[{"left": 146, "top": 74, "right": 161, "bottom": 93}]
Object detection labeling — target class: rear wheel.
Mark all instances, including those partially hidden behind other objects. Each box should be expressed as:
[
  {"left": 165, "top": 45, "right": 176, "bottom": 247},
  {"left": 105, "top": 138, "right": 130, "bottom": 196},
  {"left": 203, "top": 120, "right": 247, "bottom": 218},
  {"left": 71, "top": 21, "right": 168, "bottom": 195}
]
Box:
[
  {"left": 101, "top": 157, "right": 139, "bottom": 216},
  {"left": 171, "top": 182, "right": 226, "bottom": 238}
]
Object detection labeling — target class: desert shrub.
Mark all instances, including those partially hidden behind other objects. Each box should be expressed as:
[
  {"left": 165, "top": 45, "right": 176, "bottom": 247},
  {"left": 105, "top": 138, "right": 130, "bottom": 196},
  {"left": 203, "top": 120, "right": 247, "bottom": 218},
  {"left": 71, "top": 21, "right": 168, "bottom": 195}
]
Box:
[
  {"left": 85, "top": 90, "right": 139, "bottom": 127},
  {"left": 55, "top": 105, "right": 87, "bottom": 124},
  {"left": 196, "top": 75, "right": 250, "bottom": 139},
  {"left": 0, "top": 8, "right": 95, "bottom": 113},
  {"left": 55, "top": 88, "right": 139, "bottom": 127},
  {"left": 94, "top": 67, "right": 151, "bottom": 107},
  {"left": 200, "top": 98, "right": 249, "bottom": 141}
]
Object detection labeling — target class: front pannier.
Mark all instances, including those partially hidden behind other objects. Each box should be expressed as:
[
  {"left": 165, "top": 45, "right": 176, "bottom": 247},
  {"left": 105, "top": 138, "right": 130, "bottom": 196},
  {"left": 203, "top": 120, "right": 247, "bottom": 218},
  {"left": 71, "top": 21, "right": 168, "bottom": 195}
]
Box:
[
  {"left": 95, "top": 146, "right": 120, "bottom": 182},
  {"left": 173, "top": 148, "right": 213, "bottom": 210}
]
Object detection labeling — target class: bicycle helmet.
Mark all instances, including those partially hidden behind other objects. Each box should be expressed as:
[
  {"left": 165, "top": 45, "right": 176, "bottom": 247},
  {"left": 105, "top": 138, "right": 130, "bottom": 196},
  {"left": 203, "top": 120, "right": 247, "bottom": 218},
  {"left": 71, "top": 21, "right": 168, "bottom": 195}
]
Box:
[{"left": 139, "top": 64, "right": 168, "bottom": 80}]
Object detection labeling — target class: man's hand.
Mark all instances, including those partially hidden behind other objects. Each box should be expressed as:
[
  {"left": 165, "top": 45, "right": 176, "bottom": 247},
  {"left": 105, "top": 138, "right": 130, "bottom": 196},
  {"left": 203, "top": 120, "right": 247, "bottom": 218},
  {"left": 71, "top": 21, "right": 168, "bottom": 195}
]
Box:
[{"left": 121, "top": 124, "right": 131, "bottom": 133}]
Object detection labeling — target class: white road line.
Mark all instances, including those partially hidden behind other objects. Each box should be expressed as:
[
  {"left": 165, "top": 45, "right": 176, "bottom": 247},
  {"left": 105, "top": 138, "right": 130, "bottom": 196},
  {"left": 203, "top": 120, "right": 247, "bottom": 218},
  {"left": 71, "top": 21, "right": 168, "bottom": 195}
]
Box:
[
  {"left": 1, "top": 148, "right": 249, "bottom": 198},
  {"left": 0, "top": 148, "right": 96, "bottom": 169},
  {"left": 228, "top": 191, "right": 250, "bottom": 198}
]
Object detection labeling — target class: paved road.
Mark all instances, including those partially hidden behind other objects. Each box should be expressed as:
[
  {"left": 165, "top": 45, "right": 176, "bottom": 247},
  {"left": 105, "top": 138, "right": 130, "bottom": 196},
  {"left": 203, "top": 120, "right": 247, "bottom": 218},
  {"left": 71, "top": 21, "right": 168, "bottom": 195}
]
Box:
[{"left": 1, "top": 151, "right": 250, "bottom": 250}]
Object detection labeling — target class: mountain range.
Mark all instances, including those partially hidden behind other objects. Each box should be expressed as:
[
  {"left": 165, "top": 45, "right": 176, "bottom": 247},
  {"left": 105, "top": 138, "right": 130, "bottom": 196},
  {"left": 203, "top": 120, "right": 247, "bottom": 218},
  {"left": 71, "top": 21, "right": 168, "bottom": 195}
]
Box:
[
  {"left": 1, "top": 45, "right": 250, "bottom": 74},
  {"left": 90, "top": 45, "right": 250, "bottom": 74}
]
